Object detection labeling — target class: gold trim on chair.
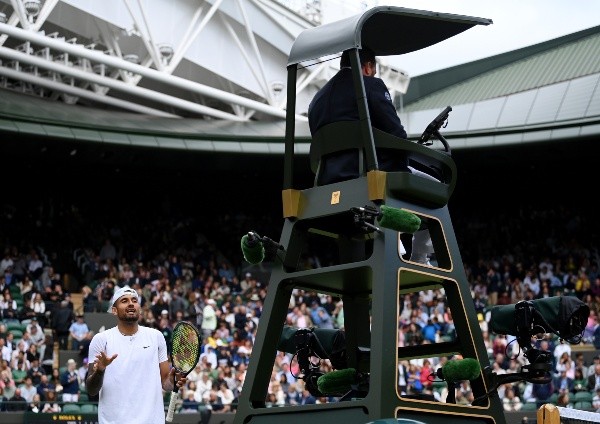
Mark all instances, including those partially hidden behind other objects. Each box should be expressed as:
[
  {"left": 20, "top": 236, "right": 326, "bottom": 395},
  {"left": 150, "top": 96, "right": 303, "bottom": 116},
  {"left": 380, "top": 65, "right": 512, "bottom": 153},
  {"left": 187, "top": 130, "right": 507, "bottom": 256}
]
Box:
[
  {"left": 282, "top": 189, "right": 302, "bottom": 218},
  {"left": 367, "top": 170, "right": 386, "bottom": 201}
]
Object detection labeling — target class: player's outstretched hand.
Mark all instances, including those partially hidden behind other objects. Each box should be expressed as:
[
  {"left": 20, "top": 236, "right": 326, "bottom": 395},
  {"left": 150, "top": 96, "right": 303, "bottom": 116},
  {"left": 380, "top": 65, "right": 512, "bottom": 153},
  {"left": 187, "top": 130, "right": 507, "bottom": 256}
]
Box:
[{"left": 94, "top": 351, "right": 118, "bottom": 372}]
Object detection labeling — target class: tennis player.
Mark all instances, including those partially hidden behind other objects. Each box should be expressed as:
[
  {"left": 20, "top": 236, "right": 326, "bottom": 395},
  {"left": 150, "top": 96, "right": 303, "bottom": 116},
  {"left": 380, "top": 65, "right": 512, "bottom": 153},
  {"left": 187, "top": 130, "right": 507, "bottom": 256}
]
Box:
[{"left": 86, "top": 286, "right": 187, "bottom": 424}]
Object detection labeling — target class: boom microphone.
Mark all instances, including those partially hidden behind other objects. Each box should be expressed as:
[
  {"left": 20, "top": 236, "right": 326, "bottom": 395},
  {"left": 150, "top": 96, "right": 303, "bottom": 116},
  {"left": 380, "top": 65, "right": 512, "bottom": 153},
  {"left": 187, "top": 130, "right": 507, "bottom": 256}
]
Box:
[
  {"left": 378, "top": 205, "right": 421, "bottom": 233},
  {"left": 435, "top": 358, "right": 481, "bottom": 383},
  {"left": 240, "top": 232, "right": 265, "bottom": 264},
  {"left": 317, "top": 368, "right": 357, "bottom": 395}
]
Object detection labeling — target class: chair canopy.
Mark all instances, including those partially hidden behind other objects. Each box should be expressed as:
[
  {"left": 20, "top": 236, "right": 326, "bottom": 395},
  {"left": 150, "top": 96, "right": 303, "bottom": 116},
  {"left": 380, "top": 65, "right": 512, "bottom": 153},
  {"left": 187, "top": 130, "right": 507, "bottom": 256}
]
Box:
[{"left": 288, "top": 6, "right": 492, "bottom": 66}]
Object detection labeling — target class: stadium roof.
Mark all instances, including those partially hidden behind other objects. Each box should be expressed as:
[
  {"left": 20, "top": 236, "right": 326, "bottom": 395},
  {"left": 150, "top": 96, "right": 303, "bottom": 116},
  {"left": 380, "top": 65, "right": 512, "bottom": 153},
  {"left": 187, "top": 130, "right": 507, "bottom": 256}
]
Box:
[
  {"left": 1, "top": 22, "right": 599, "bottom": 154},
  {"left": 404, "top": 25, "right": 600, "bottom": 110},
  {"left": 400, "top": 25, "right": 600, "bottom": 149},
  {"left": 0, "top": 88, "right": 307, "bottom": 154}
]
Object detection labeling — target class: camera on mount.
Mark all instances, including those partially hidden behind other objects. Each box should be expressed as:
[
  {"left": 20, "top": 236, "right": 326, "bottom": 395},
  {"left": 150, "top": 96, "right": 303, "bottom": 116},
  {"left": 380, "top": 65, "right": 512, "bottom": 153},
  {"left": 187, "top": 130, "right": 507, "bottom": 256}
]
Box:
[
  {"left": 277, "top": 326, "right": 348, "bottom": 398},
  {"left": 490, "top": 296, "right": 589, "bottom": 346},
  {"left": 474, "top": 296, "right": 590, "bottom": 403}
]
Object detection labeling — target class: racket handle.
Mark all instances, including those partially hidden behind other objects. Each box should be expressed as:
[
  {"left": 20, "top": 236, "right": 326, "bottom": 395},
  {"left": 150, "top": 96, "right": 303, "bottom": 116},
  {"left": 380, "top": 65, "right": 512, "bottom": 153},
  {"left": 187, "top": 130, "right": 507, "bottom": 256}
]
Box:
[{"left": 166, "top": 390, "right": 179, "bottom": 422}]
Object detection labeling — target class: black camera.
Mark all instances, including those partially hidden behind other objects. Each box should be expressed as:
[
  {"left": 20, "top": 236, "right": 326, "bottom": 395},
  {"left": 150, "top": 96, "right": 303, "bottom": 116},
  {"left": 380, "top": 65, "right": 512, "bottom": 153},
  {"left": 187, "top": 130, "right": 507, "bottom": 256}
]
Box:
[
  {"left": 490, "top": 296, "right": 589, "bottom": 344},
  {"left": 474, "top": 296, "right": 590, "bottom": 405}
]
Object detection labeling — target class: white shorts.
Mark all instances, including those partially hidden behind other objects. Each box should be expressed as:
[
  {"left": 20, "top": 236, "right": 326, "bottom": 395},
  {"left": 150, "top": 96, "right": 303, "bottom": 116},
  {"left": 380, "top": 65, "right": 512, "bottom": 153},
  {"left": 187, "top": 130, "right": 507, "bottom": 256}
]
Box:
[{"left": 62, "top": 393, "right": 79, "bottom": 403}]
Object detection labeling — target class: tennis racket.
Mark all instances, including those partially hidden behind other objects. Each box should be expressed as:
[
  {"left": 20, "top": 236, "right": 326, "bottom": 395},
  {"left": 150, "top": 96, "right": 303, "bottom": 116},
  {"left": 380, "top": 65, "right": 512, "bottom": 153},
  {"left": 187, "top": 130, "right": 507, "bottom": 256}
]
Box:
[{"left": 166, "top": 321, "right": 201, "bottom": 422}]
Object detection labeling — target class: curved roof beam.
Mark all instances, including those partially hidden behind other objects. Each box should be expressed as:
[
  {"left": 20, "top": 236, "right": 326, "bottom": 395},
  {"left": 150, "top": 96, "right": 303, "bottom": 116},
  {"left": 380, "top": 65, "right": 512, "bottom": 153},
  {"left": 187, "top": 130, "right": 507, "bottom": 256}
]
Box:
[
  {"left": 0, "top": 66, "right": 179, "bottom": 117},
  {"left": 0, "top": 21, "right": 307, "bottom": 121},
  {"left": 235, "top": 0, "right": 275, "bottom": 105},
  {"left": 123, "top": 0, "right": 164, "bottom": 72},
  {"left": 0, "top": 46, "right": 244, "bottom": 120}
]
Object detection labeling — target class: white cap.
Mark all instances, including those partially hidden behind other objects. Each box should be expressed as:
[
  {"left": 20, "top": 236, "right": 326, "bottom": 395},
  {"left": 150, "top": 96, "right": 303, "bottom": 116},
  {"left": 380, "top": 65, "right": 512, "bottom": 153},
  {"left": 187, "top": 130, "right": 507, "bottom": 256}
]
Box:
[
  {"left": 207, "top": 299, "right": 216, "bottom": 305},
  {"left": 107, "top": 286, "right": 140, "bottom": 312},
  {"left": 67, "top": 359, "right": 76, "bottom": 365}
]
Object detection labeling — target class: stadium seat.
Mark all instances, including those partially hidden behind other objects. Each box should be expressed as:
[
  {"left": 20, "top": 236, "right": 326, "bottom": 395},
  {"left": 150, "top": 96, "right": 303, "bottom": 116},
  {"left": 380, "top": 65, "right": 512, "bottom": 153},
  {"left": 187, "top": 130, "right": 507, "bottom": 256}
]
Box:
[
  {"left": 520, "top": 402, "right": 538, "bottom": 411},
  {"left": 574, "top": 391, "right": 593, "bottom": 403},
  {"left": 62, "top": 403, "right": 82, "bottom": 413},
  {"left": 432, "top": 380, "right": 446, "bottom": 393},
  {"left": 9, "top": 285, "right": 20, "bottom": 297},
  {"left": 9, "top": 329, "right": 23, "bottom": 339},
  {"left": 6, "top": 322, "right": 24, "bottom": 332},
  {"left": 78, "top": 393, "right": 89, "bottom": 402},
  {"left": 573, "top": 401, "right": 593, "bottom": 411},
  {"left": 547, "top": 393, "right": 559, "bottom": 404},
  {"left": 80, "top": 404, "right": 98, "bottom": 413}
]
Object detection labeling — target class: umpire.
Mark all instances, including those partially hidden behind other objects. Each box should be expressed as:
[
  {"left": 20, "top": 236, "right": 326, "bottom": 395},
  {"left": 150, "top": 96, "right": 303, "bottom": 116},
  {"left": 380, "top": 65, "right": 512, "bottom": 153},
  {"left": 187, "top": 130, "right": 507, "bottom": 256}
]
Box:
[{"left": 307, "top": 46, "right": 409, "bottom": 185}]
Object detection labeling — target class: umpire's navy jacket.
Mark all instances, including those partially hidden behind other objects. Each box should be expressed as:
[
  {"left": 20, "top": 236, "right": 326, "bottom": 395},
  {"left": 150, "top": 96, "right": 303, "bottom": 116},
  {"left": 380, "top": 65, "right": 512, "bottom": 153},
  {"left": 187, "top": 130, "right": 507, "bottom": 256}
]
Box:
[{"left": 308, "top": 68, "right": 409, "bottom": 185}]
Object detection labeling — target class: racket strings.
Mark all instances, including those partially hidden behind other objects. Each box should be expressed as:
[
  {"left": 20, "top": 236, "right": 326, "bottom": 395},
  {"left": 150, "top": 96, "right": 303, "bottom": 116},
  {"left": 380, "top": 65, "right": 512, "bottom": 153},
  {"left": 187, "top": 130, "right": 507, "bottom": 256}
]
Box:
[{"left": 172, "top": 324, "right": 200, "bottom": 373}]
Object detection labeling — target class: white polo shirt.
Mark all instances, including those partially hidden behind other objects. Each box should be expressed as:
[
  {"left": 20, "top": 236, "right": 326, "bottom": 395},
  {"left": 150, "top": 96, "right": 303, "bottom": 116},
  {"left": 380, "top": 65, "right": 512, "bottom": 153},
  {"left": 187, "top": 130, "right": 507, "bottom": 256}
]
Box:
[{"left": 88, "top": 325, "right": 168, "bottom": 424}]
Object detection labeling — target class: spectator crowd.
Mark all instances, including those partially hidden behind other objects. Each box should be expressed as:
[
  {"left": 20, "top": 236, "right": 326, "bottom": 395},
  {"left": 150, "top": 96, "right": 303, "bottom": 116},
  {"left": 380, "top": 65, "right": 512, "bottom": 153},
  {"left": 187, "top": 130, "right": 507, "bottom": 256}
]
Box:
[{"left": 1, "top": 197, "right": 600, "bottom": 414}]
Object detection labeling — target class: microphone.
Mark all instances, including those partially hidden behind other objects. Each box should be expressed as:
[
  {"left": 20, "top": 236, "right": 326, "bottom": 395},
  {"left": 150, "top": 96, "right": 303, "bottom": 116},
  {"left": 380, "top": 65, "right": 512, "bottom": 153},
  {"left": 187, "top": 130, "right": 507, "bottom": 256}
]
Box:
[
  {"left": 246, "top": 231, "right": 261, "bottom": 247},
  {"left": 261, "top": 235, "right": 285, "bottom": 253},
  {"left": 240, "top": 232, "right": 265, "bottom": 264},
  {"left": 435, "top": 358, "right": 481, "bottom": 383},
  {"left": 418, "top": 105, "right": 452, "bottom": 145},
  {"left": 317, "top": 368, "right": 357, "bottom": 395},
  {"left": 377, "top": 205, "right": 421, "bottom": 233}
]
